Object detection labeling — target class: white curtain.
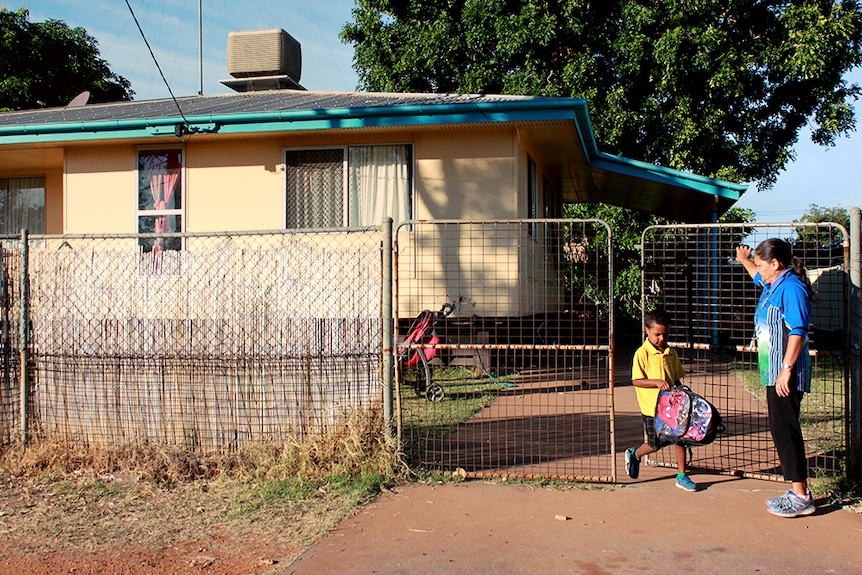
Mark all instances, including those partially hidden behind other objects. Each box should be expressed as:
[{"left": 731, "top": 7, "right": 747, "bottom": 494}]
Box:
[
  {"left": 0, "top": 177, "right": 45, "bottom": 234},
  {"left": 348, "top": 145, "right": 410, "bottom": 227}
]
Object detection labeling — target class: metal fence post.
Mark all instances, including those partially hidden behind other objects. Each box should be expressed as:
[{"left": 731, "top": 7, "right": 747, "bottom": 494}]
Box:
[
  {"left": 849, "top": 207, "right": 861, "bottom": 475},
  {"left": 19, "top": 229, "right": 29, "bottom": 446},
  {"left": 381, "top": 218, "right": 394, "bottom": 438}
]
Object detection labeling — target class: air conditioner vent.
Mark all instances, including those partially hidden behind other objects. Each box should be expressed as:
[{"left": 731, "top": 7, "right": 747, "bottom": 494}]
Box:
[{"left": 227, "top": 29, "right": 301, "bottom": 83}]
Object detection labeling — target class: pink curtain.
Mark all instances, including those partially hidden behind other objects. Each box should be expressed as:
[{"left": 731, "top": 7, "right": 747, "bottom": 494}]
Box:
[{"left": 149, "top": 171, "right": 178, "bottom": 253}]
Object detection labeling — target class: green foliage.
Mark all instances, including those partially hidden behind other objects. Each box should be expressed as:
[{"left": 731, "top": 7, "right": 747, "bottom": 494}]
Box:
[
  {"left": 794, "top": 204, "right": 850, "bottom": 255},
  {"left": 0, "top": 8, "right": 133, "bottom": 111},
  {"left": 342, "top": 0, "right": 862, "bottom": 191},
  {"left": 719, "top": 206, "right": 757, "bottom": 224},
  {"left": 564, "top": 202, "right": 667, "bottom": 318},
  {"left": 797, "top": 204, "right": 852, "bottom": 229}
]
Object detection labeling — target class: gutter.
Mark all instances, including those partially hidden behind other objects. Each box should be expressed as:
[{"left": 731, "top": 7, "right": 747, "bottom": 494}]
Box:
[{"left": 0, "top": 98, "right": 592, "bottom": 143}]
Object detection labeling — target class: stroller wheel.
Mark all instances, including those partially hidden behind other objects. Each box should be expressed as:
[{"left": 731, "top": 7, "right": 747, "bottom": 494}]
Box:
[{"left": 426, "top": 383, "right": 445, "bottom": 402}]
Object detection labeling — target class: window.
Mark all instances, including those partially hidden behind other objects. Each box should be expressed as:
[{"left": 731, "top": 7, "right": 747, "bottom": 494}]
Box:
[
  {"left": 285, "top": 145, "right": 411, "bottom": 228},
  {"left": 0, "top": 177, "right": 45, "bottom": 235},
  {"left": 137, "top": 148, "right": 183, "bottom": 252}
]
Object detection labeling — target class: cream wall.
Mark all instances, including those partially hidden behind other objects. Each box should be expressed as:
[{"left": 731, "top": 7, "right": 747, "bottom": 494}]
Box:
[
  {"left": 415, "top": 128, "right": 518, "bottom": 220},
  {"left": 65, "top": 145, "right": 135, "bottom": 234},
  {"left": 186, "top": 138, "right": 283, "bottom": 231},
  {"left": 44, "top": 167, "right": 63, "bottom": 234}
]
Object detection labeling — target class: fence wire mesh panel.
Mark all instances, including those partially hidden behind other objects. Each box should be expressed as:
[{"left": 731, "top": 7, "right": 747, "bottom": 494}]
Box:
[
  {"left": 15, "top": 229, "right": 383, "bottom": 451},
  {"left": 641, "top": 223, "right": 848, "bottom": 479},
  {"left": 395, "top": 220, "right": 614, "bottom": 481},
  {"left": 0, "top": 239, "right": 23, "bottom": 445}
]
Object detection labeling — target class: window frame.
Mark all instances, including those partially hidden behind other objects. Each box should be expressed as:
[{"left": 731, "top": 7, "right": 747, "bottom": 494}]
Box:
[
  {"left": 283, "top": 143, "right": 414, "bottom": 229},
  {"left": 136, "top": 145, "right": 185, "bottom": 252}
]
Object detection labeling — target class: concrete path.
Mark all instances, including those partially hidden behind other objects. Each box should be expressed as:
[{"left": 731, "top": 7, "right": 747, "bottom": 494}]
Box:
[{"left": 283, "top": 475, "right": 862, "bottom": 575}]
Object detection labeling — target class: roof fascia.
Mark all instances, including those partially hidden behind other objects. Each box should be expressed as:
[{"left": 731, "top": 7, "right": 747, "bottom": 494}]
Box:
[
  {"left": 0, "top": 98, "right": 592, "bottom": 144},
  {"left": 590, "top": 152, "right": 747, "bottom": 200}
]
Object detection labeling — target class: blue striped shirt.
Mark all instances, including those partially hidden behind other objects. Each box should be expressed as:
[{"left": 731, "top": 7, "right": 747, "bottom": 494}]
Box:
[{"left": 753, "top": 270, "right": 811, "bottom": 392}]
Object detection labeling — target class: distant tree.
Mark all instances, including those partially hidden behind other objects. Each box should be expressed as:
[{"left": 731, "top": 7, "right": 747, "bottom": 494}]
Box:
[
  {"left": 342, "top": 0, "right": 862, "bottom": 191},
  {"left": 794, "top": 203, "right": 852, "bottom": 252},
  {"left": 797, "top": 203, "right": 852, "bottom": 229},
  {"left": 0, "top": 8, "right": 133, "bottom": 111}
]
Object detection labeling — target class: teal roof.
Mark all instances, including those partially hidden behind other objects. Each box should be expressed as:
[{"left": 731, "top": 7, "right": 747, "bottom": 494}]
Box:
[{"left": 0, "top": 90, "right": 746, "bottom": 221}]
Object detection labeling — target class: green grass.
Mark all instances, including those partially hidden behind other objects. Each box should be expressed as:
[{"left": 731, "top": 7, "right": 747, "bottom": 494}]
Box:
[
  {"left": 399, "top": 365, "right": 516, "bottom": 429},
  {"left": 731, "top": 356, "right": 846, "bottom": 468}
]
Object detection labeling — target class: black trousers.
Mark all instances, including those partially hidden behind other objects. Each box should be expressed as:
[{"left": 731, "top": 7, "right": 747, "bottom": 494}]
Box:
[{"left": 766, "top": 382, "right": 807, "bottom": 483}]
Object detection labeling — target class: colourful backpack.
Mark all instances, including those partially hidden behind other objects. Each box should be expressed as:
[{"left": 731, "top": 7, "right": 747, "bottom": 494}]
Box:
[{"left": 654, "top": 384, "right": 725, "bottom": 446}]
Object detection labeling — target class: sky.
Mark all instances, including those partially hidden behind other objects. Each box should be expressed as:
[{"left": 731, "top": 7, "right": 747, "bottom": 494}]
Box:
[{"left": 23, "top": 1, "right": 862, "bottom": 223}]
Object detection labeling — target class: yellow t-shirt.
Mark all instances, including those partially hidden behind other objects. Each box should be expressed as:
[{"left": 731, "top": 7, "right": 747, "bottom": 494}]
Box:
[{"left": 631, "top": 339, "right": 685, "bottom": 416}]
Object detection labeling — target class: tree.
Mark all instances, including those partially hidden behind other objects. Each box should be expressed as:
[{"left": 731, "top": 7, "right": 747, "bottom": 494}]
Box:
[
  {"left": 794, "top": 203, "right": 852, "bottom": 256},
  {"left": 341, "top": 0, "right": 862, "bottom": 191},
  {"left": 0, "top": 9, "right": 133, "bottom": 112}
]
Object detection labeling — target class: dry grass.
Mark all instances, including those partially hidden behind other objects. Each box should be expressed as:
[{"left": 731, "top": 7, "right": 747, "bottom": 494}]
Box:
[{"left": 0, "top": 408, "right": 404, "bottom": 566}]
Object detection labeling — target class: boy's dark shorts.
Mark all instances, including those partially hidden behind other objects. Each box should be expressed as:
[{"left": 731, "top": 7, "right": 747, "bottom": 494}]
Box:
[{"left": 642, "top": 414, "right": 674, "bottom": 450}]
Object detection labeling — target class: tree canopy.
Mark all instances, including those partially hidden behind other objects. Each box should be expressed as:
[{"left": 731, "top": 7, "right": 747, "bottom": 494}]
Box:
[
  {"left": 0, "top": 8, "right": 133, "bottom": 112},
  {"left": 794, "top": 203, "right": 852, "bottom": 248},
  {"left": 341, "top": 0, "right": 862, "bottom": 191}
]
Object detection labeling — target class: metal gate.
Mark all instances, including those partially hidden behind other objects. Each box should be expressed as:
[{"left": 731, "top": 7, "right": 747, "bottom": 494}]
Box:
[
  {"left": 394, "top": 220, "right": 616, "bottom": 481},
  {"left": 641, "top": 222, "right": 849, "bottom": 479}
]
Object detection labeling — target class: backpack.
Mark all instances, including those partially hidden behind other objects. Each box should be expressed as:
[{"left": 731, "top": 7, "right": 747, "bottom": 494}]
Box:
[{"left": 654, "top": 384, "right": 725, "bottom": 446}]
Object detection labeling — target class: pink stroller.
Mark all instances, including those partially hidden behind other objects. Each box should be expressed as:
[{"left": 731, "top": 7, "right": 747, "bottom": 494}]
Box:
[{"left": 397, "top": 303, "right": 453, "bottom": 402}]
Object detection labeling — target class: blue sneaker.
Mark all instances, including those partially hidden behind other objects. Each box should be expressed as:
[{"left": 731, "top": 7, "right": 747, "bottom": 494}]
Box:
[
  {"left": 767, "top": 489, "right": 815, "bottom": 518},
  {"left": 625, "top": 447, "right": 640, "bottom": 479},
  {"left": 675, "top": 474, "right": 697, "bottom": 492},
  {"left": 765, "top": 488, "right": 793, "bottom": 508}
]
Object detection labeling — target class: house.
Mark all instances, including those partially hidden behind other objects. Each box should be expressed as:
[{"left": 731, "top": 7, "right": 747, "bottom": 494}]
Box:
[
  {"left": 0, "top": 29, "right": 752, "bottom": 448},
  {"left": 0, "top": 29, "right": 747, "bottom": 321}
]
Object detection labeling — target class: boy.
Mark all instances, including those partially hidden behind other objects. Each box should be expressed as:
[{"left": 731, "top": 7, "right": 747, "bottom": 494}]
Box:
[{"left": 625, "top": 309, "right": 696, "bottom": 491}]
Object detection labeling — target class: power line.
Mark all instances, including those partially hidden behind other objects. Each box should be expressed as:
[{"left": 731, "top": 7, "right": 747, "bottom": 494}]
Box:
[{"left": 123, "top": 0, "right": 190, "bottom": 125}]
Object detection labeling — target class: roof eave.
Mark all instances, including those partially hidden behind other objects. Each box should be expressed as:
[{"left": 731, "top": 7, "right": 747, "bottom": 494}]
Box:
[{"left": 0, "top": 98, "right": 592, "bottom": 144}]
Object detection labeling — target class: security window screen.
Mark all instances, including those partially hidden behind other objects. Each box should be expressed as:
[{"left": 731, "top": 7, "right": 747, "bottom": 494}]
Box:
[
  {"left": 286, "top": 149, "right": 345, "bottom": 228},
  {"left": 0, "top": 177, "right": 45, "bottom": 234}
]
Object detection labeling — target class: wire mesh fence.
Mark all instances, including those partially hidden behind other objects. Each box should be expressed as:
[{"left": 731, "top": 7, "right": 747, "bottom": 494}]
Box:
[
  {"left": 395, "top": 220, "right": 615, "bottom": 481},
  {"left": 0, "top": 242, "right": 23, "bottom": 446},
  {"left": 641, "top": 222, "right": 848, "bottom": 478},
  {"left": 1, "top": 228, "right": 385, "bottom": 451}
]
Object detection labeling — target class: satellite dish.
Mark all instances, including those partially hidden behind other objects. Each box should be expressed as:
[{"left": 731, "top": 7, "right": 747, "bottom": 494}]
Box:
[{"left": 66, "top": 91, "right": 91, "bottom": 108}]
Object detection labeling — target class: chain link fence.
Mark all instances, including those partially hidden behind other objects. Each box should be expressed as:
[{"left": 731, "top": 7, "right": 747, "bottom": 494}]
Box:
[
  {"left": 641, "top": 223, "right": 848, "bottom": 478},
  {"left": 395, "top": 220, "right": 615, "bottom": 481},
  {"left": 0, "top": 228, "right": 386, "bottom": 451}
]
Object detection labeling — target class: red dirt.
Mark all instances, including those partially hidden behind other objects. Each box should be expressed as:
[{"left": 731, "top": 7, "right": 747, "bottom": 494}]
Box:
[{"left": 0, "top": 537, "right": 294, "bottom": 575}]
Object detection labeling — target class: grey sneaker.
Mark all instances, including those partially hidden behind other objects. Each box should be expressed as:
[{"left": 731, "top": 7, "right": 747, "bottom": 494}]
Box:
[
  {"left": 765, "top": 488, "right": 793, "bottom": 508},
  {"left": 625, "top": 447, "right": 640, "bottom": 479},
  {"left": 767, "top": 489, "right": 815, "bottom": 518}
]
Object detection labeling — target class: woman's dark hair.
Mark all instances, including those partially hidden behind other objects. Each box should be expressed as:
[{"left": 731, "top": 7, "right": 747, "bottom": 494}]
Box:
[{"left": 754, "top": 238, "right": 815, "bottom": 298}]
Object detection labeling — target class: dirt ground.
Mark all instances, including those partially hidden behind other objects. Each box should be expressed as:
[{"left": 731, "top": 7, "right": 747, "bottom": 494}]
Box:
[
  {"left": 2, "top": 469, "right": 861, "bottom": 575},
  {"left": 0, "top": 474, "right": 344, "bottom": 575}
]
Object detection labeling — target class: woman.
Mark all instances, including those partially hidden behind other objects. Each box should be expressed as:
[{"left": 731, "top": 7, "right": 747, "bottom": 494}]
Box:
[{"left": 735, "top": 238, "right": 815, "bottom": 518}]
